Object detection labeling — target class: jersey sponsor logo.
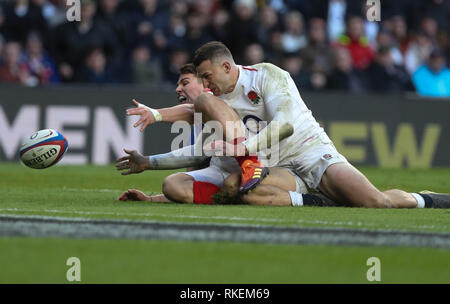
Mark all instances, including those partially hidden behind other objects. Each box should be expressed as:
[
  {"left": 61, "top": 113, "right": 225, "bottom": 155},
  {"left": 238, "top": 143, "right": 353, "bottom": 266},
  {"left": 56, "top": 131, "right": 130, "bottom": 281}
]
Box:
[{"left": 247, "top": 91, "right": 261, "bottom": 105}]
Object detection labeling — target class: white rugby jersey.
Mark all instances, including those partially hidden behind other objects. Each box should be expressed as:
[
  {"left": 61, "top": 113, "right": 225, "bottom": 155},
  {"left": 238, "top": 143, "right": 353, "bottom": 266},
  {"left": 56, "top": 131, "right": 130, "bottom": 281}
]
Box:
[{"left": 219, "top": 63, "right": 331, "bottom": 166}]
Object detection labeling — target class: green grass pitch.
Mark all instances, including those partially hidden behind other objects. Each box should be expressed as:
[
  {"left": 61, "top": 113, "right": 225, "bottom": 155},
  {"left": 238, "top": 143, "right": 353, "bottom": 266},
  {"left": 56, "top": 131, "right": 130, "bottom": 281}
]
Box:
[{"left": 0, "top": 163, "right": 449, "bottom": 283}]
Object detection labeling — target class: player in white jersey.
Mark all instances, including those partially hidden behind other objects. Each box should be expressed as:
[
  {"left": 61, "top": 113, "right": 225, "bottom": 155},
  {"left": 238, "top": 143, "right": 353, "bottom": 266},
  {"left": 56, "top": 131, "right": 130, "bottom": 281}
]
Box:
[
  {"left": 188, "top": 41, "right": 450, "bottom": 208},
  {"left": 117, "top": 64, "right": 333, "bottom": 206}
]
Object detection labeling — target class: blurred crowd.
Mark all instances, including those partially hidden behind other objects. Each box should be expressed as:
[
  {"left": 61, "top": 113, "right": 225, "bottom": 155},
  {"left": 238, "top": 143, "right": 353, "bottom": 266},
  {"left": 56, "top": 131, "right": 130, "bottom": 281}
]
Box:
[{"left": 0, "top": 0, "right": 449, "bottom": 96}]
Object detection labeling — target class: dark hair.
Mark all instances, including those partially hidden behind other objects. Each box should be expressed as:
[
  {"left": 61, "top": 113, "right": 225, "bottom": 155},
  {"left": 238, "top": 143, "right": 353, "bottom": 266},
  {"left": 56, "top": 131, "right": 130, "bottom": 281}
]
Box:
[
  {"left": 179, "top": 63, "right": 196, "bottom": 75},
  {"left": 193, "top": 41, "right": 233, "bottom": 67}
]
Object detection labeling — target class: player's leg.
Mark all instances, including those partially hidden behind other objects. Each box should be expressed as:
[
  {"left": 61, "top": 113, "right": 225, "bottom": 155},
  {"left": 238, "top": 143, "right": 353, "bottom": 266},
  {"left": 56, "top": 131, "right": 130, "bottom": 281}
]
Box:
[
  {"left": 213, "top": 168, "right": 294, "bottom": 205},
  {"left": 319, "top": 162, "right": 417, "bottom": 208},
  {"left": 320, "top": 162, "right": 450, "bottom": 208},
  {"left": 194, "top": 93, "right": 245, "bottom": 142},
  {"left": 162, "top": 172, "right": 196, "bottom": 203},
  {"left": 194, "top": 93, "right": 269, "bottom": 193},
  {"left": 241, "top": 168, "right": 295, "bottom": 206},
  {"left": 218, "top": 167, "right": 340, "bottom": 207},
  {"left": 164, "top": 164, "right": 232, "bottom": 204}
]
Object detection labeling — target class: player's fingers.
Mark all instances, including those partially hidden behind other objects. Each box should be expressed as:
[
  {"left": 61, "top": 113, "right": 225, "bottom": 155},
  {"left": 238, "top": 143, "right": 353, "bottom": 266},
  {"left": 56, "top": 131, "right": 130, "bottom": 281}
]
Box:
[
  {"left": 116, "top": 162, "right": 130, "bottom": 171},
  {"left": 132, "top": 99, "right": 141, "bottom": 107},
  {"left": 126, "top": 108, "right": 143, "bottom": 116},
  {"left": 121, "top": 170, "right": 132, "bottom": 176},
  {"left": 117, "top": 191, "right": 129, "bottom": 201},
  {"left": 123, "top": 148, "right": 134, "bottom": 155},
  {"left": 115, "top": 155, "right": 129, "bottom": 163},
  {"left": 140, "top": 122, "right": 149, "bottom": 132},
  {"left": 134, "top": 117, "right": 145, "bottom": 128}
]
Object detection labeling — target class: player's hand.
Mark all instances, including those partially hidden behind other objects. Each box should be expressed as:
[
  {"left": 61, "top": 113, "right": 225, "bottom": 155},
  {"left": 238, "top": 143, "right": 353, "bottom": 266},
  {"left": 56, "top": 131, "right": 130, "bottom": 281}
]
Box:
[
  {"left": 115, "top": 148, "right": 150, "bottom": 175},
  {"left": 117, "top": 189, "right": 152, "bottom": 201},
  {"left": 204, "top": 140, "right": 247, "bottom": 157},
  {"left": 126, "top": 99, "right": 156, "bottom": 132}
]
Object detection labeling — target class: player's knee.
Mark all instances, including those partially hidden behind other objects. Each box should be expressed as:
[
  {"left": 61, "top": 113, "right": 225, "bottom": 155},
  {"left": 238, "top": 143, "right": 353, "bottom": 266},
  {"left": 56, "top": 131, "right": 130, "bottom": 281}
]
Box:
[
  {"left": 162, "top": 173, "right": 193, "bottom": 203},
  {"left": 221, "top": 173, "right": 240, "bottom": 197}
]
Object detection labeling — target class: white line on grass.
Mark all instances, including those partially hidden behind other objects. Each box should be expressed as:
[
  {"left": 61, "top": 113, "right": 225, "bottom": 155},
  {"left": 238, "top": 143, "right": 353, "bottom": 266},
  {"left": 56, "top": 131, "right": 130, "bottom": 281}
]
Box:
[
  {"left": 0, "top": 214, "right": 448, "bottom": 248},
  {"left": 61, "top": 187, "right": 124, "bottom": 193},
  {"left": 0, "top": 208, "right": 443, "bottom": 232}
]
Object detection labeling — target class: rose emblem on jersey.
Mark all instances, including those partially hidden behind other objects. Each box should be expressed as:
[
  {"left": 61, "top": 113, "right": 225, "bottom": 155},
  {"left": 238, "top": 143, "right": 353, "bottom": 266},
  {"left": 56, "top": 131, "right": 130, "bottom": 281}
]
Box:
[
  {"left": 247, "top": 91, "right": 261, "bottom": 104},
  {"left": 323, "top": 154, "right": 333, "bottom": 160}
]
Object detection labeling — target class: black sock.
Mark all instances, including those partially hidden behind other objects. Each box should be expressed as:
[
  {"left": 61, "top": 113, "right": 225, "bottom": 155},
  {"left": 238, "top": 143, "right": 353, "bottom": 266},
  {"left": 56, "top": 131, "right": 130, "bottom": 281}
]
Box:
[
  {"left": 302, "top": 194, "right": 323, "bottom": 206},
  {"left": 418, "top": 193, "right": 433, "bottom": 208}
]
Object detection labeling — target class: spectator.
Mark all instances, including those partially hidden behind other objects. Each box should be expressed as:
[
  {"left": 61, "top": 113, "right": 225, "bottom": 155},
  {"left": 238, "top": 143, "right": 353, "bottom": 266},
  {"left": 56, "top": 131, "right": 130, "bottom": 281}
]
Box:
[
  {"left": 52, "top": 0, "right": 120, "bottom": 82},
  {"left": 75, "top": 47, "right": 118, "bottom": 84},
  {"left": 31, "top": 0, "right": 65, "bottom": 29},
  {"left": 165, "top": 12, "right": 186, "bottom": 50},
  {"left": 170, "top": 0, "right": 189, "bottom": 17},
  {"left": 281, "top": 10, "right": 308, "bottom": 53},
  {"left": 243, "top": 43, "right": 265, "bottom": 66},
  {"left": 190, "top": 0, "right": 217, "bottom": 21},
  {"left": 96, "top": 0, "right": 133, "bottom": 50},
  {"left": 420, "top": 17, "right": 439, "bottom": 41},
  {"left": 325, "top": 0, "right": 347, "bottom": 42},
  {"left": 256, "top": 5, "right": 280, "bottom": 49},
  {"left": 209, "top": 9, "right": 230, "bottom": 43},
  {"left": 226, "top": 0, "right": 258, "bottom": 63},
  {"left": 131, "top": 44, "right": 162, "bottom": 85},
  {"left": 2, "top": 0, "right": 47, "bottom": 44},
  {"left": 412, "top": 49, "right": 450, "bottom": 97},
  {"left": 133, "top": 0, "right": 169, "bottom": 58},
  {"left": 23, "top": 32, "right": 59, "bottom": 84},
  {"left": 0, "top": 41, "right": 37, "bottom": 86},
  {"left": 0, "top": 0, "right": 446, "bottom": 95},
  {"left": 417, "top": 0, "right": 450, "bottom": 33},
  {"left": 388, "top": 15, "right": 411, "bottom": 56},
  {"left": 327, "top": 46, "right": 367, "bottom": 93},
  {"left": 376, "top": 29, "right": 404, "bottom": 66},
  {"left": 163, "top": 46, "right": 189, "bottom": 85},
  {"left": 280, "top": 52, "right": 310, "bottom": 90},
  {"left": 361, "top": 1, "right": 379, "bottom": 48},
  {"left": 337, "top": 15, "right": 374, "bottom": 70},
  {"left": 366, "top": 46, "right": 413, "bottom": 93},
  {"left": 301, "top": 17, "right": 332, "bottom": 75},
  {"left": 183, "top": 12, "right": 213, "bottom": 55},
  {"left": 436, "top": 30, "right": 449, "bottom": 64},
  {"left": 404, "top": 31, "right": 435, "bottom": 75}
]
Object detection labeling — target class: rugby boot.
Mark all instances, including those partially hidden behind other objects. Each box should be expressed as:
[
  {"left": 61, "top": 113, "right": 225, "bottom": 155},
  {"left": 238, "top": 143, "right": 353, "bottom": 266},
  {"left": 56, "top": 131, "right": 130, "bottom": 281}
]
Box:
[
  {"left": 239, "top": 159, "right": 269, "bottom": 194},
  {"left": 419, "top": 191, "right": 450, "bottom": 208}
]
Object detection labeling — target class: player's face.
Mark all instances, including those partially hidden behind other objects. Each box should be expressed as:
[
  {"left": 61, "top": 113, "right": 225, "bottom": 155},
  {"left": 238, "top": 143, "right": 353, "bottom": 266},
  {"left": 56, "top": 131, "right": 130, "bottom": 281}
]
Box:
[
  {"left": 197, "top": 59, "right": 231, "bottom": 96},
  {"left": 175, "top": 73, "right": 204, "bottom": 104}
]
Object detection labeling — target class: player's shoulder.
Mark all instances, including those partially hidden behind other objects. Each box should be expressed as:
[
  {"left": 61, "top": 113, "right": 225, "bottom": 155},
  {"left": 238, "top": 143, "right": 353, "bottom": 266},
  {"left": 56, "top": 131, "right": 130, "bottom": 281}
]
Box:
[{"left": 251, "top": 62, "right": 289, "bottom": 79}]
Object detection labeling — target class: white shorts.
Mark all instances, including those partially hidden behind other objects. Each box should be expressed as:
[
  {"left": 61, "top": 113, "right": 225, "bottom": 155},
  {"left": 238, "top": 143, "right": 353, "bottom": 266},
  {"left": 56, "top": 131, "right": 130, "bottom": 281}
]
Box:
[
  {"left": 183, "top": 156, "right": 241, "bottom": 187},
  {"left": 279, "top": 142, "right": 348, "bottom": 191}
]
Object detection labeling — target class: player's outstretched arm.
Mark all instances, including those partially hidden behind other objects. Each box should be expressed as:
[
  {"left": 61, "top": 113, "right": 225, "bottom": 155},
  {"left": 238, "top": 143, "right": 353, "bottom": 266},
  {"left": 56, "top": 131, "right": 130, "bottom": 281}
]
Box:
[
  {"left": 127, "top": 99, "right": 194, "bottom": 132},
  {"left": 116, "top": 145, "right": 210, "bottom": 175}
]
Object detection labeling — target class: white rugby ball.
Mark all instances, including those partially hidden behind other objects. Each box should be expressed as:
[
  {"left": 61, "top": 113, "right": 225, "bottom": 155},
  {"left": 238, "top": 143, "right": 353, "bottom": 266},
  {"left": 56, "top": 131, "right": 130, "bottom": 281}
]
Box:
[{"left": 19, "top": 129, "right": 69, "bottom": 169}]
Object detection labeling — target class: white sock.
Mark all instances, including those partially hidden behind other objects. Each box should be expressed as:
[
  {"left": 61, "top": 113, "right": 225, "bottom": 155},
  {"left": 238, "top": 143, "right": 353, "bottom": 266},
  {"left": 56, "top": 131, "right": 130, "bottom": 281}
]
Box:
[
  {"left": 410, "top": 193, "right": 425, "bottom": 208},
  {"left": 289, "top": 191, "right": 303, "bottom": 206}
]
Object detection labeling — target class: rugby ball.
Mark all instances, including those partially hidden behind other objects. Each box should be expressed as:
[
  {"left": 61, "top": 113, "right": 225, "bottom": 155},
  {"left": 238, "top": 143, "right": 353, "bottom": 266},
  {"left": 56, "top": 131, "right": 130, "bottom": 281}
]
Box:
[{"left": 19, "top": 129, "right": 69, "bottom": 169}]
